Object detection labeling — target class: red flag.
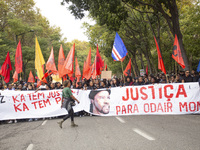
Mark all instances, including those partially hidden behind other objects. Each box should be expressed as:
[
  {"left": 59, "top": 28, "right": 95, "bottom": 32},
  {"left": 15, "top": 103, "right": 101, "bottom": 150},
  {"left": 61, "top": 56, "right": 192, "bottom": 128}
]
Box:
[
  {"left": 101, "top": 59, "right": 105, "bottom": 71},
  {"left": 172, "top": 34, "right": 185, "bottom": 69},
  {"left": 96, "top": 44, "right": 104, "bottom": 75},
  {"left": 123, "top": 58, "right": 131, "bottom": 76},
  {"left": 1, "top": 52, "right": 12, "bottom": 83},
  {"left": 104, "top": 63, "right": 108, "bottom": 71},
  {"left": 15, "top": 40, "right": 23, "bottom": 73},
  {"left": 46, "top": 47, "right": 57, "bottom": 74},
  {"left": 154, "top": 36, "right": 166, "bottom": 74},
  {"left": 146, "top": 64, "right": 148, "bottom": 76},
  {"left": 28, "top": 71, "right": 35, "bottom": 83},
  {"left": 91, "top": 57, "right": 97, "bottom": 79},
  {"left": 60, "top": 43, "right": 75, "bottom": 77},
  {"left": 13, "top": 71, "right": 18, "bottom": 83},
  {"left": 83, "top": 48, "right": 92, "bottom": 80},
  {"left": 58, "top": 44, "right": 65, "bottom": 77},
  {"left": 75, "top": 58, "right": 81, "bottom": 78}
]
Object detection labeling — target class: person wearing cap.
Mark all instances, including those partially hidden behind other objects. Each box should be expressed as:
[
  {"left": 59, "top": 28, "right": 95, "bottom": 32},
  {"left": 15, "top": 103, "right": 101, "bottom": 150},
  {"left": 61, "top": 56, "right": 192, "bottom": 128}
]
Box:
[
  {"left": 57, "top": 80, "right": 80, "bottom": 128},
  {"left": 89, "top": 89, "right": 111, "bottom": 115}
]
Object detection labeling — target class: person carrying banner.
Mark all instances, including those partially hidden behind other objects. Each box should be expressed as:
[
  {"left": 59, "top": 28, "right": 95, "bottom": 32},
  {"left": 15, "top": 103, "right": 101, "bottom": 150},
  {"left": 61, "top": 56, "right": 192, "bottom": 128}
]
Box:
[{"left": 57, "top": 80, "right": 80, "bottom": 128}]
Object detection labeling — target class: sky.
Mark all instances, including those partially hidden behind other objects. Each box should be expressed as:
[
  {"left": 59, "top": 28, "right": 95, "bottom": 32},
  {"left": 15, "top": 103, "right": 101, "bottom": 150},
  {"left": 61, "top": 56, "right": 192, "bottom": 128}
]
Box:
[{"left": 34, "top": 0, "right": 95, "bottom": 42}]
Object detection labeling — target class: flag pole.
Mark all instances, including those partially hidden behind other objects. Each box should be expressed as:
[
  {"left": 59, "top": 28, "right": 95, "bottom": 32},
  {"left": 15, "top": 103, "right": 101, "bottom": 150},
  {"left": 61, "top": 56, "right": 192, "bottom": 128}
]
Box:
[{"left": 120, "top": 61, "right": 125, "bottom": 84}]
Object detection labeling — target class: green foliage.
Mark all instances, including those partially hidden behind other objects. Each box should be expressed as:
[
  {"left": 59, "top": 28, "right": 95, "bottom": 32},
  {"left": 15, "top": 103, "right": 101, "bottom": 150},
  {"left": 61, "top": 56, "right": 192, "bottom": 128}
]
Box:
[{"left": 0, "top": 0, "right": 93, "bottom": 81}]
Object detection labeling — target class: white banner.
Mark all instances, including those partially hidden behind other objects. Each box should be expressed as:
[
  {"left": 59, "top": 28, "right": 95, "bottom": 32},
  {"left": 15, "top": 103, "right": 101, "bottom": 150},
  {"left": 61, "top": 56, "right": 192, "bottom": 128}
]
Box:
[{"left": 0, "top": 83, "right": 200, "bottom": 120}]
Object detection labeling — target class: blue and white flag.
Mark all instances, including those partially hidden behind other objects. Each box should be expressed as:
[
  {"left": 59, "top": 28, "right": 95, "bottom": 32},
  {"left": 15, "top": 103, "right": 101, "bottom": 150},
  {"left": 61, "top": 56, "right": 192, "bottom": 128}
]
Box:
[
  {"left": 111, "top": 32, "right": 127, "bottom": 61},
  {"left": 197, "top": 60, "right": 200, "bottom": 72}
]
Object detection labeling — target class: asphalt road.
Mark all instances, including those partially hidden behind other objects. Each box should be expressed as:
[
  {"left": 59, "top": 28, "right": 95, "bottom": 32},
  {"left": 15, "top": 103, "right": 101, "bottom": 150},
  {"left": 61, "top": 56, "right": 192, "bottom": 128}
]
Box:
[{"left": 0, "top": 115, "right": 200, "bottom": 150}]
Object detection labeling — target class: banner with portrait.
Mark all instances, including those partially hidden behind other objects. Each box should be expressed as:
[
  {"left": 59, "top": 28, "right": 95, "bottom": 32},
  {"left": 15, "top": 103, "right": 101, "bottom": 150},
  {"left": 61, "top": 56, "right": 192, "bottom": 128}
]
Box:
[{"left": 0, "top": 83, "right": 200, "bottom": 120}]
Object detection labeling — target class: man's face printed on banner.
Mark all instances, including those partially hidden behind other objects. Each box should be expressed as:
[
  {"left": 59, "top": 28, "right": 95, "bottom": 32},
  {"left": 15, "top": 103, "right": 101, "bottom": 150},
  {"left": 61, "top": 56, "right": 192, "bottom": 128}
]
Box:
[{"left": 92, "top": 91, "right": 110, "bottom": 114}]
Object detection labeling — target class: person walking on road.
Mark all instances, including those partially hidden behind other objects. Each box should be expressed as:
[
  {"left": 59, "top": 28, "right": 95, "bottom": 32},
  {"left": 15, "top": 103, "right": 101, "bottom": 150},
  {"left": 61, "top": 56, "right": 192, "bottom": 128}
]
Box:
[{"left": 57, "top": 80, "right": 80, "bottom": 128}]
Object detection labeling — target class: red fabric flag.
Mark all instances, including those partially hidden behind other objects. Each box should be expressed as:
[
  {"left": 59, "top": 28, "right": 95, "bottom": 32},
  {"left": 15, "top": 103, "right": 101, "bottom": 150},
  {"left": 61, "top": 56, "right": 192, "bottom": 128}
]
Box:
[
  {"left": 1, "top": 52, "right": 12, "bottom": 83},
  {"left": 101, "top": 59, "right": 105, "bottom": 71},
  {"left": 146, "top": 64, "right": 148, "bottom": 76},
  {"left": 13, "top": 71, "right": 18, "bottom": 83},
  {"left": 172, "top": 34, "right": 185, "bottom": 69},
  {"left": 123, "top": 58, "right": 131, "bottom": 76},
  {"left": 91, "top": 57, "right": 97, "bottom": 79},
  {"left": 60, "top": 43, "right": 75, "bottom": 77},
  {"left": 154, "top": 36, "right": 166, "bottom": 74},
  {"left": 96, "top": 44, "right": 104, "bottom": 75},
  {"left": 83, "top": 48, "right": 92, "bottom": 80},
  {"left": 58, "top": 44, "right": 65, "bottom": 77},
  {"left": 104, "top": 64, "right": 108, "bottom": 71},
  {"left": 46, "top": 47, "right": 57, "bottom": 74},
  {"left": 15, "top": 40, "right": 23, "bottom": 73},
  {"left": 28, "top": 71, "right": 35, "bottom": 83},
  {"left": 75, "top": 58, "right": 81, "bottom": 78}
]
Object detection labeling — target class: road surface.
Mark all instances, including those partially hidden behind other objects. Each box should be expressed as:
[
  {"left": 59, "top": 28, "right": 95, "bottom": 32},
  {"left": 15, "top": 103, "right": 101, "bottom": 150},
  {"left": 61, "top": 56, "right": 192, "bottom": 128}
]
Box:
[{"left": 0, "top": 115, "right": 200, "bottom": 150}]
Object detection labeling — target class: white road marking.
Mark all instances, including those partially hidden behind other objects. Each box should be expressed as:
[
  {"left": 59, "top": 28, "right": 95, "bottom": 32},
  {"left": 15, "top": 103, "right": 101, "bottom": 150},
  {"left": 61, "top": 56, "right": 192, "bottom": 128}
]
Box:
[
  {"left": 26, "top": 144, "right": 34, "bottom": 150},
  {"left": 133, "top": 128, "right": 155, "bottom": 141},
  {"left": 42, "top": 120, "right": 47, "bottom": 126},
  {"left": 115, "top": 117, "right": 126, "bottom": 123}
]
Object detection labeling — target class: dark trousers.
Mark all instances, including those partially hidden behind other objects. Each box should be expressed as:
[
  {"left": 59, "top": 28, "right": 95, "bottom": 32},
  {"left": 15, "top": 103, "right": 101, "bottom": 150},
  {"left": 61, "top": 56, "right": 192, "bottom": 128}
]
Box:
[{"left": 63, "top": 108, "right": 74, "bottom": 121}]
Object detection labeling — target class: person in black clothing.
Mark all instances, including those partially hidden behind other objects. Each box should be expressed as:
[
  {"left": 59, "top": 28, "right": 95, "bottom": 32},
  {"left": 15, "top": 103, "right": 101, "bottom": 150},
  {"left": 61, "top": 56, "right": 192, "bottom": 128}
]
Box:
[
  {"left": 135, "top": 76, "right": 144, "bottom": 86},
  {"left": 111, "top": 78, "right": 119, "bottom": 87},
  {"left": 182, "top": 70, "right": 193, "bottom": 83},
  {"left": 99, "top": 81, "right": 108, "bottom": 89},
  {"left": 87, "top": 81, "right": 96, "bottom": 90},
  {"left": 56, "top": 82, "right": 62, "bottom": 89},
  {"left": 192, "top": 71, "right": 199, "bottom": 82},
  {"left": 76, "top": 82, "right": 83, "bottom": 89},
  {"left": 124, "top": 76, "right": 133, "bottom": 86}
]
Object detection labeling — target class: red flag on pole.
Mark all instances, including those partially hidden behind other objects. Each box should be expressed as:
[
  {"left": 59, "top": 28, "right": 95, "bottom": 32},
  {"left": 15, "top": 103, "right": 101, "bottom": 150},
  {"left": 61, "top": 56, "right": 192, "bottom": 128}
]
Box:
[
  {"left": 104, "top": 64, "right": 108, "bottom": 71},
  {"left": 75, "top": 58, "right": 81, "bottom": 78},
  {"left": 13, "top": 71, "right": 18, "bottom": 83},
  {"left": 154, "top": 36, "right": 166, "bottom": 74},
  {"left": 91, "top": 57, "right": 97, "bottom": 79},
  {"left": 1, "top": 52, "right": 12, "bottom": 83},
  {"left": 96, "top": 44, "right": 104, "bottom": 75},
  {"left": 46, "top": 47, "right": 57, "bottom": 74},
  {"left": 58, "top": 44, "right": 65, "bottom": 77},
  {"left": 172, "top": 34, "right": 185, "bottom": 69},
  {"left": 15, "top": 40, "right": 23, "bottom": 73},
  {"left": 83, "top": 48, "right": 92, "bottom": 80},
  {"left": 146, "top": 64, "right": 148, "bottom": 76},
  {"left": 60, "top": 43, "right": 75, "bottom": 77},
  {"left": 28, "top": 71, "right": 35, "bottom": 83},
  {"left": 123, "top": 58, "right": 131, "bottom": 76}
]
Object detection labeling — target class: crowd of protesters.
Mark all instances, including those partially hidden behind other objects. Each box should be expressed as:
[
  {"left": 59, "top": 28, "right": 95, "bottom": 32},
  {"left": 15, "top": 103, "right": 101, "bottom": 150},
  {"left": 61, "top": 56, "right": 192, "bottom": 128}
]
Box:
[
  {"left": 0, "top": 70, "right": 199, "bottom": 124},
  {"left": 0, "top": 70, "right": 199, "bottom": 92}
]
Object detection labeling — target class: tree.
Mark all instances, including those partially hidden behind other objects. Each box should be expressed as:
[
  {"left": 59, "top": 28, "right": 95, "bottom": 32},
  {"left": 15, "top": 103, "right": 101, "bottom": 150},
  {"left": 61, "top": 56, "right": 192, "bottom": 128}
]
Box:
[{"left": 61, "top": 0, "right": 193, "bottom": 70}]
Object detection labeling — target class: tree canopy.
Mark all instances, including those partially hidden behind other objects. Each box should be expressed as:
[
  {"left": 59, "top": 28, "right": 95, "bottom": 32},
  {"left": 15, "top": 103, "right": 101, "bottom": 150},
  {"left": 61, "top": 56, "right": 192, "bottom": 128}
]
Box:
[{"left": 62, "top": 0, "right": 200, "bottom": 75}]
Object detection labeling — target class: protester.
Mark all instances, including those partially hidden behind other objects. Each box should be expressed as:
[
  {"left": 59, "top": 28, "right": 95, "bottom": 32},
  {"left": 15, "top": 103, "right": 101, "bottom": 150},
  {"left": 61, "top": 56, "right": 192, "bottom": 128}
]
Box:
[
  {"left": 50, "top": 83, "right": 56, "bottom": 90},
  {"left": 182, "top": 70, "right": 193, "bottom": 83},
  {"left": 55, "top": 82, "right": 62, "bottom": 89},
  {"left": 124, "top": 76, "right": 133, "bottom": 86},
  {"left": 57, "top": 80, "right": 80, "bottom": 128}
]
